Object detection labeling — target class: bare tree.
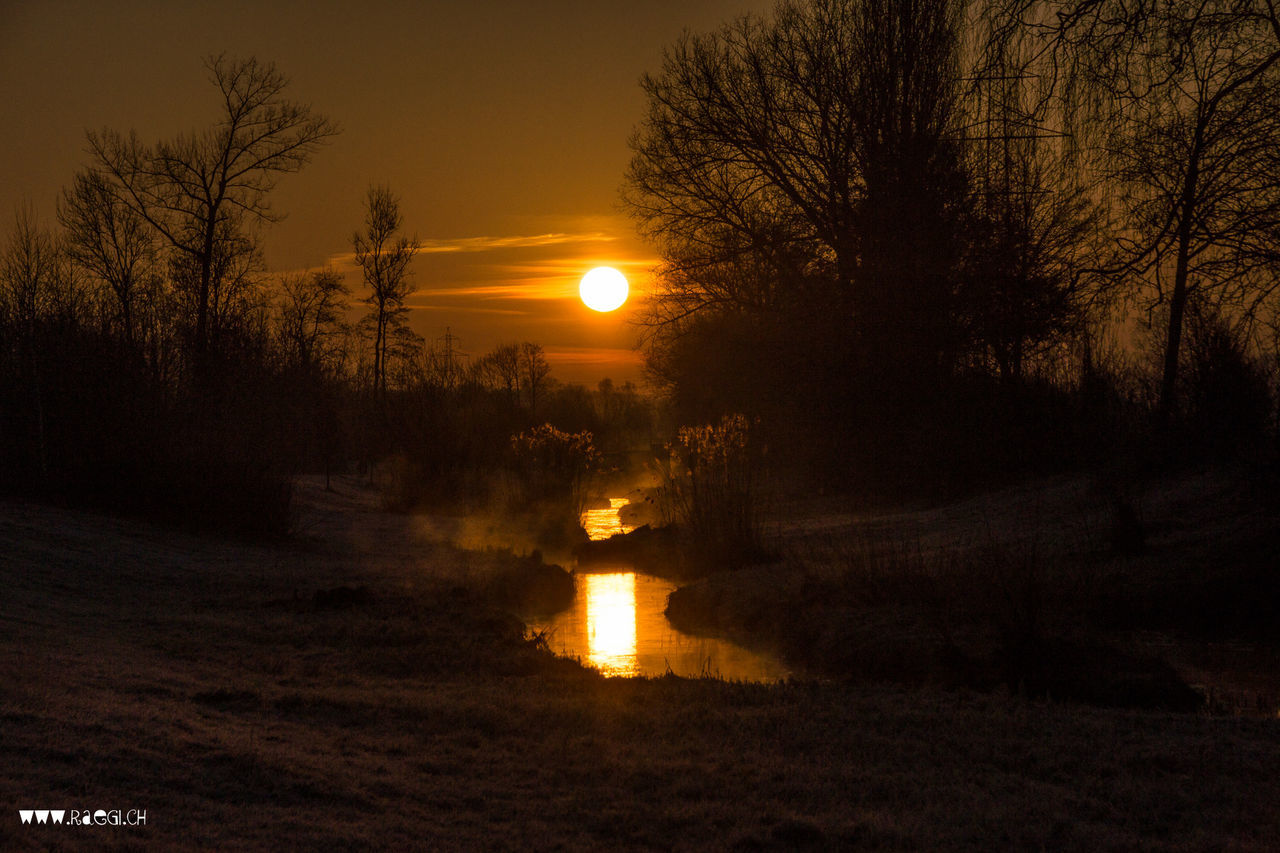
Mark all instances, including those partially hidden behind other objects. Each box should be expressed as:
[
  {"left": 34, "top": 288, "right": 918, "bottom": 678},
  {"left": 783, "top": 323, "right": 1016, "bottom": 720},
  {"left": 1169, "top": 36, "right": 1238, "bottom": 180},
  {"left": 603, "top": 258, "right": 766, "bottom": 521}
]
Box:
[
  {"left": 0, "top": 205, "right": 63, "bottom": 335},
  {"left": 276, "top": 267, "right": 349, "bottom": 373},
  {"left": 519, "top": 341, "right": 551, "bottom": 412},
  {"left": 472, "top": 342, "right": 522, "bottom": 404},
  {"left": 624, "top": 0, "right": 968, "bottom": 382},
  {"left": 1030, "top": 0, "right": 1280, "bottom": 416},
  {"left": 353, "top": 185, "right": 419, "bottom": 395},
  {"left": 57, "top": 168, "right": 156, "bottom": 345},
  {"left": 470, "top": 341, "right": 550, "bottom": 410},
  {"left": 87, "top": 55, "right": 337, "bottom": 370},
  {"left": 959, "top": 8, "right": 1102, "bottom": 380},
  {"left": 166, "top": 217, "right": 265, "bottom": 352},
  {"left": 0, "top": 205, "right": 83, "bottom": 476}
]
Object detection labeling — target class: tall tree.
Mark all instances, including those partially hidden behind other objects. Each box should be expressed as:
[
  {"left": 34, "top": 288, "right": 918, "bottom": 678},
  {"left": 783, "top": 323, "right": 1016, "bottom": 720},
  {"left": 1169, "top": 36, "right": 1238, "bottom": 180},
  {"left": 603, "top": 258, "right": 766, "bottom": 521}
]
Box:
[
  {"left": 353, "top": 185, "right": 419, "bottom": 395},
  {"left": 1035, "top": 0, "right": 1280, "bottom": 416},
  {"left": 624, "top": 0, "right": 968, "bottom": 391},
  {"left": 167, "top": 217, "right": 264, "bottom": 353},
  {"left": 87, "top": 54, "right": 337, "bottom": 371}
]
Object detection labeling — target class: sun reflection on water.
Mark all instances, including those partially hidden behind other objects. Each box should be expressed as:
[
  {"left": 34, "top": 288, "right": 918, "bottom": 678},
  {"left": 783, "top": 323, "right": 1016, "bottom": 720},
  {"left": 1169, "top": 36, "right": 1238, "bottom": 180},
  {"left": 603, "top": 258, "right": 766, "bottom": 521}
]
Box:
[
  {"left": 584, "top": 573, "right": 638, "bottom": 677},
  {"left": 581, "top": 497, "right": 634, "bottom": 541}
]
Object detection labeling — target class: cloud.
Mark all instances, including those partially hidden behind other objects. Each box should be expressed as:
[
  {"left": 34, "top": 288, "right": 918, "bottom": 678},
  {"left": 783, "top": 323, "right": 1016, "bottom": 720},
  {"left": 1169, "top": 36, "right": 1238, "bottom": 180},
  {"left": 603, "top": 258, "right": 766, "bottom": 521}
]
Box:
[
  {"left": 404, "top": 303, "right": 530, "bottom": 315},
  {"left": 413, "top": 282, "right": 577, "bottom": 301},
  {"left": 416, "top": 232, "right": 617, "bottom": 254},
  {"left": 322, "top": 231, "right": 618, "bottom": 270},
  {"left": 489, "top": 257, "right": 659, "bottom": 278}
]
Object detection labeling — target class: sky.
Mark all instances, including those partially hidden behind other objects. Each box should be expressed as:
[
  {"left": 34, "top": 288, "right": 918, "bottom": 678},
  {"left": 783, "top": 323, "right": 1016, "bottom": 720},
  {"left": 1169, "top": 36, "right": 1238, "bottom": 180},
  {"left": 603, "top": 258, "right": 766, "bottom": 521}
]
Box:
[{"left": 0, "top": 0, "right": 772, "bottom": 384}]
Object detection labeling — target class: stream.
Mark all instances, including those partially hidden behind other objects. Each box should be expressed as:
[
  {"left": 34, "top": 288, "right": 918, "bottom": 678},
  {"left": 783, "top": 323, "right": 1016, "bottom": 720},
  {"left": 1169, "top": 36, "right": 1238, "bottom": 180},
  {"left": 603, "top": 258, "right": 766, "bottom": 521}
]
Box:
[{"left": 525, "top": 498, "right": 789, "bottom": 681}]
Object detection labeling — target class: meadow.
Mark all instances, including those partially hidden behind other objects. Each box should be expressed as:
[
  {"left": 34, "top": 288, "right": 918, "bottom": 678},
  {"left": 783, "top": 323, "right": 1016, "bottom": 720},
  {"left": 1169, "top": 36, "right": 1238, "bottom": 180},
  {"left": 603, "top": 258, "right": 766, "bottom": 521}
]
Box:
[{"left": 3, "top": 476, "right": 1279, "bottom": 850}]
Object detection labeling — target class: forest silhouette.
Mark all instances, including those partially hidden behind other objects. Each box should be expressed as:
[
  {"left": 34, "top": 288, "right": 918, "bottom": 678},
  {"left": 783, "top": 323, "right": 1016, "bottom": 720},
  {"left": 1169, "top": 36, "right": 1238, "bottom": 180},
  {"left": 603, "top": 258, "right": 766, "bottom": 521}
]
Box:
[
  {"left": 5, "top": 1, "right": 1274, "bottom": 532},
  {"left": 3, "top": 3, "right": 1279, "bottom": 532}
]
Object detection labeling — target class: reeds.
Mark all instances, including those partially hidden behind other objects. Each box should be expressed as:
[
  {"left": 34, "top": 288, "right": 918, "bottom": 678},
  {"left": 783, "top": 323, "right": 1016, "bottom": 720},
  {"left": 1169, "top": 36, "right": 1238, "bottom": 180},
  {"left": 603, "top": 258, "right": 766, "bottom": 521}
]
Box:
[{"left": 656, "top": 413, "right": 770, "bottom": 568}]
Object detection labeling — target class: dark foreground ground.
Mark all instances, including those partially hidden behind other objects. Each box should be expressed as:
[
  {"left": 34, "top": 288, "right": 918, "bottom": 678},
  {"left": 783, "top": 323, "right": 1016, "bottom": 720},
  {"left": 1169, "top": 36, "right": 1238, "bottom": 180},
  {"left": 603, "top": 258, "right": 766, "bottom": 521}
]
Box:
[{"left": 2, "top": 478, "right": 1279, "bottom": 850}]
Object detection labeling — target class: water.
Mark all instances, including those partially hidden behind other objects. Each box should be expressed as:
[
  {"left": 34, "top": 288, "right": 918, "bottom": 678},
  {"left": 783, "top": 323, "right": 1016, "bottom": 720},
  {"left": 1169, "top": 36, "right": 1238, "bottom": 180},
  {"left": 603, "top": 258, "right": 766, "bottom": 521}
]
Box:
[
  {"left": 581, "top": 497, "right": 635, "bottom": 540},
  {"left": 526, "top": 498, "right": 788, "bottom": 682}
]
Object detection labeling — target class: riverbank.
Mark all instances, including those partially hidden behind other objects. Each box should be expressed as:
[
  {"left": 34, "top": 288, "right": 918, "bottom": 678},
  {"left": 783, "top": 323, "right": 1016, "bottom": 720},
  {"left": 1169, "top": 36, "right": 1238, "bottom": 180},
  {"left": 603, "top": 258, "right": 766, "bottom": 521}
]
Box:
[
  {"left": 3, "top": 476, "right": 1279, "bottom": 849},
  {"left": 660, "top": 467, "right": 1280, "bottom": 712}
]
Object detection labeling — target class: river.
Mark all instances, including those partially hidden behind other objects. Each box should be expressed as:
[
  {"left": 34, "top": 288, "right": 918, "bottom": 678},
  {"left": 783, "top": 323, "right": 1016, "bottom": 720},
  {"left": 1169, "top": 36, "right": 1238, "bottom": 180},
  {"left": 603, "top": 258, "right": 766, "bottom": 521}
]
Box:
[{"left": 524, "top": 498, "right": 788, "bottom": 681}]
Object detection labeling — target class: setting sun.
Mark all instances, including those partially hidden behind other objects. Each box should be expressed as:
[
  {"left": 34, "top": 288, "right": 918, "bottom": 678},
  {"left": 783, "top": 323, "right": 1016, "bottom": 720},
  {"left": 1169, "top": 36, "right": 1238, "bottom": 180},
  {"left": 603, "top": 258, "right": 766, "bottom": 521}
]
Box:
[{"left": 579, "top": 266, "right": 629, "bottom": 312}]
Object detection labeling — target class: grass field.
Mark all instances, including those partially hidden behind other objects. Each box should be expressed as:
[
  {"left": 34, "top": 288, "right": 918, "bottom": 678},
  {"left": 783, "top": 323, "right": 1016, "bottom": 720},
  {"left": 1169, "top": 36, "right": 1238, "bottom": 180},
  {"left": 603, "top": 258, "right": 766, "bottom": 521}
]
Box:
[{"left": 2, "top": 476, "right": 1279, "bottom": 850}]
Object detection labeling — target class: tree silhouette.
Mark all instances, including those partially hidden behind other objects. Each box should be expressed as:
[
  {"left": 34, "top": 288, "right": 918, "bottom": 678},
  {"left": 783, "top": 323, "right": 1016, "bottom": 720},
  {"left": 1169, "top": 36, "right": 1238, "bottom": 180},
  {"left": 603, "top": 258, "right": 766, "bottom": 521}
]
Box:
[
  {"left": 166, "top": 217, "right": 264, "bottom": 354},
  {"left": 0, "top": 206, "right": 90, "bottom": 482},
  {"left": 472, "top": 343, "right": 522, "bottom": 405},
  {"left": 519, "top": 342, "right": 551, "bottom": 412},
  {"left": 1036, "top": 0, "right": 1280, "bottom": 417},
  {"left": 58, "top": 169, "right": 156, "bottom": 346},
  {"left": 0, "top": 206, "right": 63, "bottom": 337},
  {"left": 353, "top": 185, "right": 419, "bottom": 396},
  {"left": 86, "top": 54, "right": 337, "bottom": 374},
  {"left": 960, "top": 9, "right": 1101, "bottom": 381},
  {"left": 470, "top": 341, "right": 551, "bottom": 411},
  {"left": 625, "top": 0, "right": 968, "bottom": 391},
  {"left": 276, "top": 267, "right": 349, "bottom": 374}
]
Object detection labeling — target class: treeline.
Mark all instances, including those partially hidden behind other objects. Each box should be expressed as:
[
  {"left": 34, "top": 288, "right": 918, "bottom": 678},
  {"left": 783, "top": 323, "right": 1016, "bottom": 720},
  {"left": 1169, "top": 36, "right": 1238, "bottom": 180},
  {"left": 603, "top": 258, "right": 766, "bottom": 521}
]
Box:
[
  {"left": 0, "top": 198, "right": 651, "bottom": 533},
  {"left": 0, "top": 55, "right": 651, "bottom": 534},
  {"left": 625, "top": 0, "right": 1280, "bottom": 495}
]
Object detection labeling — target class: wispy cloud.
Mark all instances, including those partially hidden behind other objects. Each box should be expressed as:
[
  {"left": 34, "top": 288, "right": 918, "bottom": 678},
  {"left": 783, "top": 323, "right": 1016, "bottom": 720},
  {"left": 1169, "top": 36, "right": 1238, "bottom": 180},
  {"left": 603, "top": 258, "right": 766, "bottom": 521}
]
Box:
[
  {"left": 417, "top": 232, "right": 616, "bottom": 254},
  {"left": 489, "top": 257, "right": 660, "bottom": 277},
  {"left": 322, "top": 231, "right": 617, "bottom": 270},
  {"left": 404, "top": 302, "right": 529, "bottom": 315},
  {"left": 413, "top": 283, "right": 576, "bottom": 300}
]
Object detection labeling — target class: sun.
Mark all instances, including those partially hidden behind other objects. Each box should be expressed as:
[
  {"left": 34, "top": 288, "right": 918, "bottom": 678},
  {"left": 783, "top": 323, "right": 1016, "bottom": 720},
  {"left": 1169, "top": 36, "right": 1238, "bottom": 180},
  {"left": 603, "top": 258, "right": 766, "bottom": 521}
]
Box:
[{"left": 579, "top": 267, "right": 629, "bottom": 312}]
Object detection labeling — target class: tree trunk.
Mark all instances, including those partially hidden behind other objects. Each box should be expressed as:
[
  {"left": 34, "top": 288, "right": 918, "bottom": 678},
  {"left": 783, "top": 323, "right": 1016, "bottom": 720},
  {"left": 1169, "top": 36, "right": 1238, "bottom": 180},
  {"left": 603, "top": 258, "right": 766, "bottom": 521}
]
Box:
[
  {"left": 374, "top": 303, "right": 386, "bottom": 397},
  {"left": 193, "top": 227, "right": 215, "bottom": 386},
  {"left": 197, "top": 236, "right": 214, "bottom": 354},
  {"left": 1159, "top": 160, "right": 1200, "bottom": 423}
]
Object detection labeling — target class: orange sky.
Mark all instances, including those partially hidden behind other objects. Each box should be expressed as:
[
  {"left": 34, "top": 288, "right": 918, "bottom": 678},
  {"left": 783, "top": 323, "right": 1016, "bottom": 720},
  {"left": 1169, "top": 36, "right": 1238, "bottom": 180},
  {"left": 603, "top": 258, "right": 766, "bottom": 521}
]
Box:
[
  {"left": 322, "top": 223, "right": 658, "bottom": 382},
  {"left": 0, "top": 0, "right": 773, "bottom": 385}
]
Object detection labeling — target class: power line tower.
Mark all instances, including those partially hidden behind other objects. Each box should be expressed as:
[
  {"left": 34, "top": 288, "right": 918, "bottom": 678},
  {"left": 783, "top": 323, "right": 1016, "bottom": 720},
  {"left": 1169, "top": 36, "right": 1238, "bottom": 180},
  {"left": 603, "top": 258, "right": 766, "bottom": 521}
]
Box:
[{"left": 429, "top": 326, "right": 468, "bottom": 390}]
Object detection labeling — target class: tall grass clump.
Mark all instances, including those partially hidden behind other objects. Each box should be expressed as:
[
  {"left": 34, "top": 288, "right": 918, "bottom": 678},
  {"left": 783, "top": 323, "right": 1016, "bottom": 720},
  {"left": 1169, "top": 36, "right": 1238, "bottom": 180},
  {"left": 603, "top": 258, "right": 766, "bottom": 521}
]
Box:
[
  {"left": 660, "top": 414, "right": 769, "bottom": 567},
  {"left": 510, "top": 423, "right": 599, "bottom": 513},
  {"left": 504, "top": 423, "right": 600, "bottom": 549}
]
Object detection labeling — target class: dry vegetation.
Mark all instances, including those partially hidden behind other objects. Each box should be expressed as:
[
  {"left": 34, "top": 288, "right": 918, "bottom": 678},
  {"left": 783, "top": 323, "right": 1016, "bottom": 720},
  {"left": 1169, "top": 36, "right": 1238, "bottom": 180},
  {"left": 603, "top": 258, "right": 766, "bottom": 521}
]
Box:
[{"left": 2, "top": 477, "right": 1279, "bottom": 850}]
